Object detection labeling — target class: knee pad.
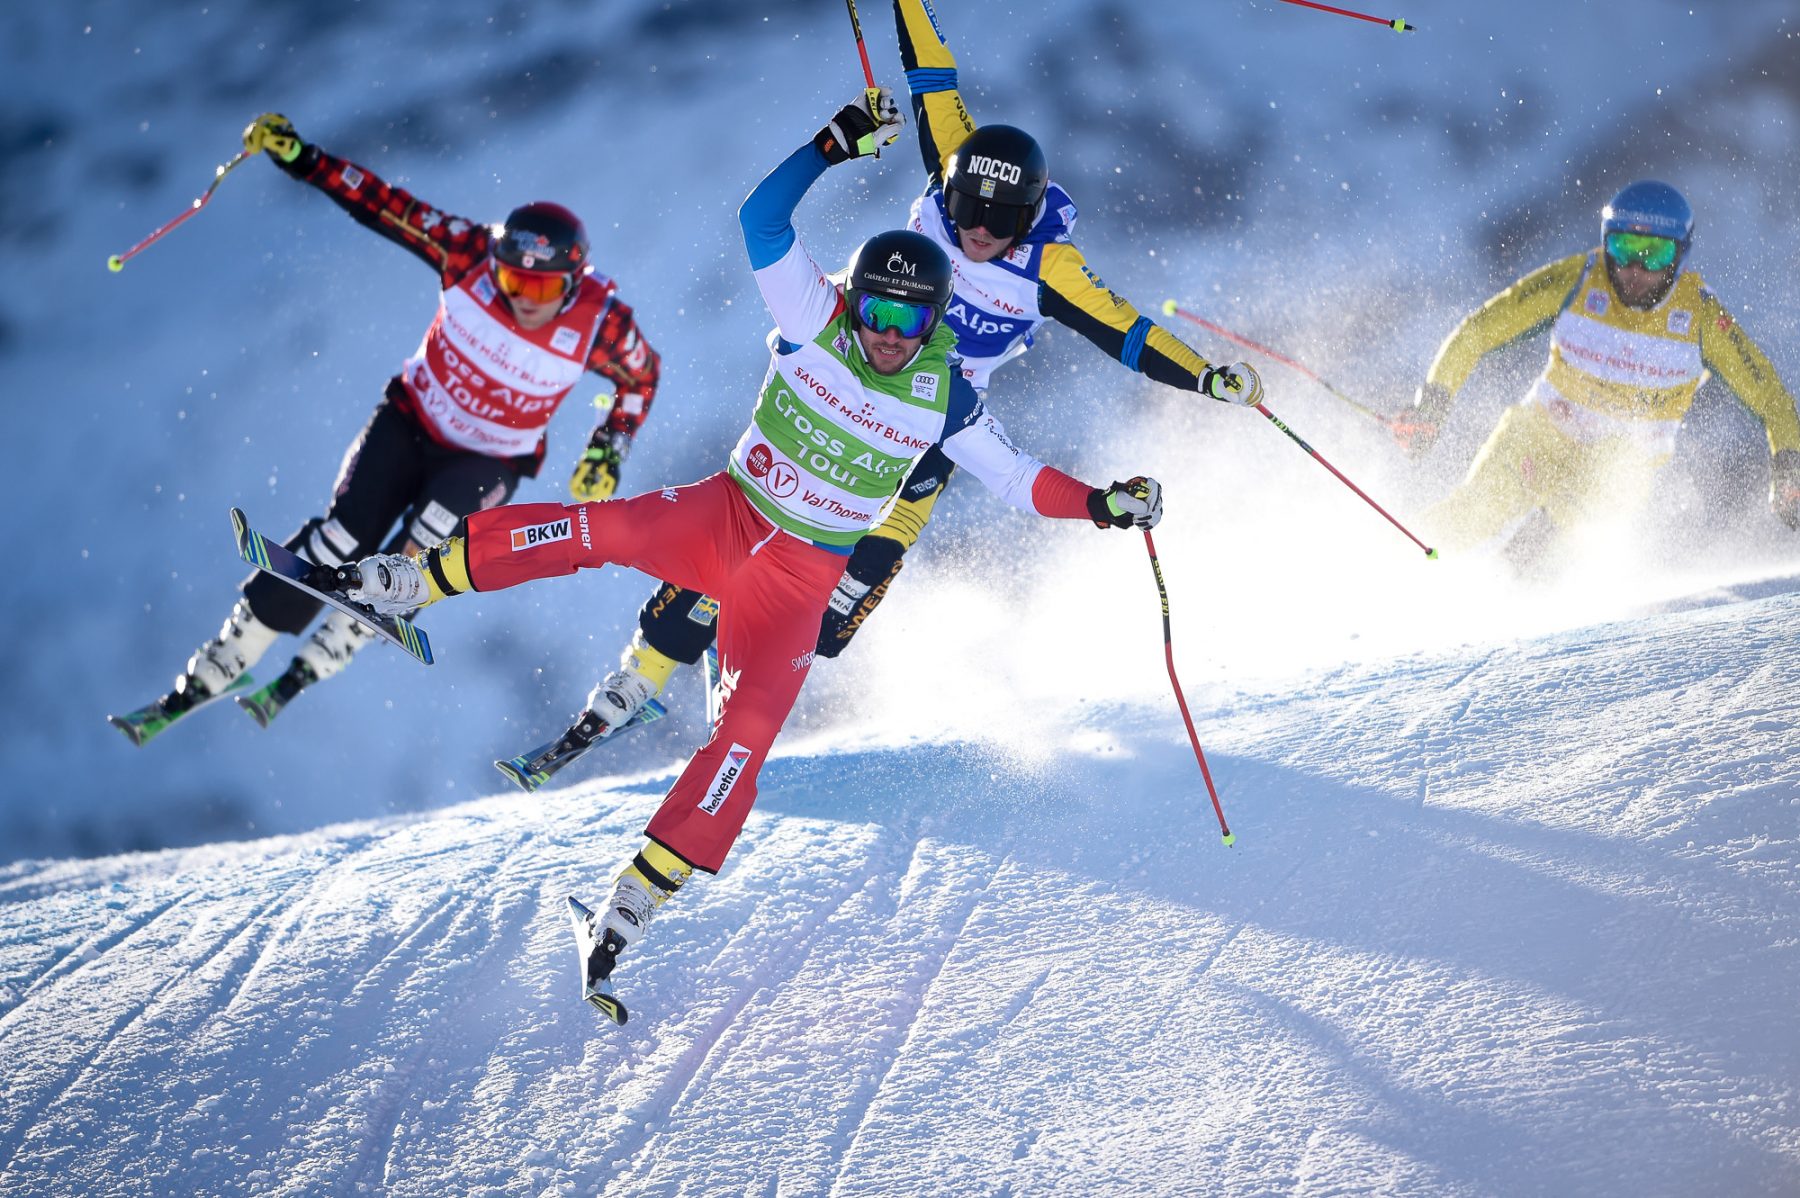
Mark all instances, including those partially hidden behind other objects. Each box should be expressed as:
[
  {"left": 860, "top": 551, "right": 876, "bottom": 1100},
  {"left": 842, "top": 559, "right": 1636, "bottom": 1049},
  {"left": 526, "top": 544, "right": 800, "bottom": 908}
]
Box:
[{"left": 638, "top": 583, "right": 719, "bottom": 666}]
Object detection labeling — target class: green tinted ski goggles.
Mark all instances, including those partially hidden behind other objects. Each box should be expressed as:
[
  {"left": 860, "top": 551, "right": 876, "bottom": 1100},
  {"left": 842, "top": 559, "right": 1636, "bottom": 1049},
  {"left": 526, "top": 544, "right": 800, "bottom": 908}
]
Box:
[
  {"left": 854, "top": 292, "right": 938, "bottom": 338},
  {"left": 1605, "top": 231, "right": 1681, "bottom": 273}
]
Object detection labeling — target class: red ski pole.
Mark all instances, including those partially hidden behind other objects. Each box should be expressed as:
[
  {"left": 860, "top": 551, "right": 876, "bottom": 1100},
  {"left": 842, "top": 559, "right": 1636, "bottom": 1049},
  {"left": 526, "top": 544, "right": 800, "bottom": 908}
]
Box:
[
  {"left": 1143, "top": 530, "right": 1234, "bottom": 846},
  {"left": 1162, "top": 301, "right": 1434, "bottom": 557},
  {"left": 843, "top": 0, "right": 882, "bottom": 110},
  {"left": 1162, "top": 300, "right": 1392, "bottom": 427},
  {"left": 1253, "top": 403, "right": 1437, "bottom": 558},
  {"left": 1275, "top": 0, "right": 1416, "bottom": 32},
  {"left": 106, "top": 148, "right": 252, "bottom": 273}
]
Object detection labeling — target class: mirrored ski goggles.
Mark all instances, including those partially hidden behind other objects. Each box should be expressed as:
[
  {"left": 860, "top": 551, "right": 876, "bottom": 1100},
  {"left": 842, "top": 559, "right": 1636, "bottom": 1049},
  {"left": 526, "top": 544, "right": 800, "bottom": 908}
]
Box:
[
  {"left": 1605, "top": 231, "right": 1681, "bottom": 273},
  {"left": 854, "top": 291, "right": 938, "bottom": 338},
  {"left": 943, "top": 187, "right": 1034, "bottom": 242},
  {"left": 494, "top": 262, "right": 574, "bottom": 303}
]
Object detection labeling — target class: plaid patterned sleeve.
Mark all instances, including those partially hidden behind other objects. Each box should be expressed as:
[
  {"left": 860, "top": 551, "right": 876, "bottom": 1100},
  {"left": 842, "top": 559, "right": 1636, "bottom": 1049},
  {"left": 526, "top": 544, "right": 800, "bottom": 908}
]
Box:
[
  {"left": 585, "top": 298, "right": 662, "bottom": 435},
  {"left": 287, "top": 147, "right": 492, "bottom": 284}
]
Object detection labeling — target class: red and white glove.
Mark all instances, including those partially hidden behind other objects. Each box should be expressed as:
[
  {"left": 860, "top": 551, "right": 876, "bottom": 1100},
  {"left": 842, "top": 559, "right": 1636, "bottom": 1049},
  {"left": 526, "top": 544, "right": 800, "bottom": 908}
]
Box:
[{"left": 1390, "top": 381, "right": 1453, "bottom": 458}]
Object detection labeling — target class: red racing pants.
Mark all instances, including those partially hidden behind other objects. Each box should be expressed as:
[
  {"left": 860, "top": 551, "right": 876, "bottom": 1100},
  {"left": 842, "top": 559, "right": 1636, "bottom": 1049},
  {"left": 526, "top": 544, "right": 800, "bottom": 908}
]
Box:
[{"left": 463, "top": 473, "right": 847, "bottom": 872}]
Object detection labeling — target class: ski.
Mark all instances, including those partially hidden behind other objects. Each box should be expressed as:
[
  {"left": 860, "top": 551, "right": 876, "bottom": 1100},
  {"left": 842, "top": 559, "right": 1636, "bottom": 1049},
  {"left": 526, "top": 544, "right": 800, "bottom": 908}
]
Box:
[
  {"left": 236, "top": 663, "right": 318, "bottom": 729},
  {"left": 228, "top": 507, "right": 433, "bottom": 666},
  {"left": 567, "top": 895, "right": 628, "bottom": 1024},
  {"left": 493, "top": 699, "right": 667, "bottom": 793},
  {"left": 107, "top": 673, "right": 256, "bottom": 747},
  {"left": 703, "top": 645, "right": 723, "bottom": 727}
]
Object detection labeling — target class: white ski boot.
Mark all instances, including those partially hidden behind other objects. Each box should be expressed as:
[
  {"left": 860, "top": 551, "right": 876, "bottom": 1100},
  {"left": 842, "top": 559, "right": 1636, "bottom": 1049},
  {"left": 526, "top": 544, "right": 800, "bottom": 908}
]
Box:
[
  {"left": 341, "top": 551, "right": 432, "bottom": 615},
  {"left": 294, "top": 609, "right": 378, "bottom": 683},
  {"left": 182, "top": 599, "right": 280, "bottom": 701},
  {"left": 585, "top": 665, "right": 659, "bottom": 737},
  {"left": 568, "top": 843, "right": 694, "bottom": 1023}
]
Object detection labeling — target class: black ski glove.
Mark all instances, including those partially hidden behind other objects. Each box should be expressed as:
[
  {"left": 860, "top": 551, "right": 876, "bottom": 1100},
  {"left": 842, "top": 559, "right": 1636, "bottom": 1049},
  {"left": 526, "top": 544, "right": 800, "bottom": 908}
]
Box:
[
  {"left": 813, "top": 87, "right": 904, "bottom": 165},
  {"left": 815, "top": 535, "right": 906, "bottom": 658},
  {"left": 1086, "top": 477, "right": 1164, "bottom": 530}
]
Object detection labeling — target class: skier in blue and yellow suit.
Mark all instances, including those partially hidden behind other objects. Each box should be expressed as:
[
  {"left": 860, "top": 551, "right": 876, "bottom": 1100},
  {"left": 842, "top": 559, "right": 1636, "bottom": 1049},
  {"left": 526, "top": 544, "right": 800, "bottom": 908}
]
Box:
[
  {"left": 1392, "top": 180, "right": 1800, "bottom": 565},
  {"left": 513, "top": 0, "right": 1265, "bottom": 760}
]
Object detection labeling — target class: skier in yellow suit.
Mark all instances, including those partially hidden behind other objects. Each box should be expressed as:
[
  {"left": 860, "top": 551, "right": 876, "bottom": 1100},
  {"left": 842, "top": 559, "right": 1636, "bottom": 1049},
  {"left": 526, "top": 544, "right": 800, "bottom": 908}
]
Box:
[{"left": 1390, "top": 180, "right": 1800, "bottom": 565}]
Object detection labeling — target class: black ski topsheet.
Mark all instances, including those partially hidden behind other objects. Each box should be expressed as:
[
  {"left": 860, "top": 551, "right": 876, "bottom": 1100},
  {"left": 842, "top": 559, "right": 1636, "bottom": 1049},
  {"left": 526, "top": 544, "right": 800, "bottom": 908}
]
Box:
[
  {"left": 703, "top": 645, "right": 722, "bottom": 727},
  {"left": 229, "top": 508, "right": 433, "bottom": 666},
  {"left": 494, "top": 699, "right": 668, "bottom": 793},
  {"left": 567, "top": 896, "right": 628, "bottom": 1024}
]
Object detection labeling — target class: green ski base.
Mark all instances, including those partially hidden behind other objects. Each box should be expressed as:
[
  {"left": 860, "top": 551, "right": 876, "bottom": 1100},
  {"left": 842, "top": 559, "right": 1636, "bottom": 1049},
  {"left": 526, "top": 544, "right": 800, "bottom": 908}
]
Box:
[{"left": 108, "top": 674, "right": 256, "bottom": 747}]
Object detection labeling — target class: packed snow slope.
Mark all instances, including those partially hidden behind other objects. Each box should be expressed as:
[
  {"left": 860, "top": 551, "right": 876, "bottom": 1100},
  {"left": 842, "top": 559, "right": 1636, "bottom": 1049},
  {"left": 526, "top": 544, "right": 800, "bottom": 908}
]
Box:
[
  {"left": 2, "top": 580, "right": 1796, "bottom": 1197},
  {"left": 3, "top": 1, "right": 1798, "bottom": 859}
]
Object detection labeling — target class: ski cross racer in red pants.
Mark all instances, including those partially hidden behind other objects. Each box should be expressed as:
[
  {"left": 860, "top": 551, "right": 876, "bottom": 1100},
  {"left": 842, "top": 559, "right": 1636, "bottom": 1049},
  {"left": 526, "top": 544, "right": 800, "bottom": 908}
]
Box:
[
  {"left": 532, "top": 0, "right": 1268, "bottom": 772},
  {"left": 332, "top": 89, "right": 1167, "bottom": 1001}
]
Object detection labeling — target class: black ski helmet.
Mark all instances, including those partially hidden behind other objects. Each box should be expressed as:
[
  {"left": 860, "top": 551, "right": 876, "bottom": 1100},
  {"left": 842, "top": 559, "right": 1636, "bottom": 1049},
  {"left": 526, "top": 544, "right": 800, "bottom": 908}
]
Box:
[
  {"left": 492, "top": 201, "right": 590, "bottom": 275},
  {"left": 843, "top": 229, "right": 954, "bottom": 338},
  {"left": 943, "top": 125, "right": 1048, "bottom": 241}
]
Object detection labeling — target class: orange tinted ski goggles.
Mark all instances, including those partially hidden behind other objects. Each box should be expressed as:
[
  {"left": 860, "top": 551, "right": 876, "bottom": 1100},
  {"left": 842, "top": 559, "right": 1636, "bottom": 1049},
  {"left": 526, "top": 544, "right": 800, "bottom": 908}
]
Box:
[{"left": 494, "top": 263, "right": 573, "bottom": 303}]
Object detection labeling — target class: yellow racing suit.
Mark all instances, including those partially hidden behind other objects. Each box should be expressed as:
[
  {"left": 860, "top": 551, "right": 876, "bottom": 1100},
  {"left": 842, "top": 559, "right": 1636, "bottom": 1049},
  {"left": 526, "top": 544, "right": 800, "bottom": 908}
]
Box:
[{"left": 1422, "top": 249, "right": 1800, "bottom": 551}]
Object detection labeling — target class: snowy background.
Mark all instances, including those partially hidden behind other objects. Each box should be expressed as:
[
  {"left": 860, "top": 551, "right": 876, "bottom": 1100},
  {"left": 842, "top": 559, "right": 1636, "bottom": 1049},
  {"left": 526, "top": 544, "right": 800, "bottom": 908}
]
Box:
[{"left": 2, "top": 0, "right": 1798, "bottom": 1193}]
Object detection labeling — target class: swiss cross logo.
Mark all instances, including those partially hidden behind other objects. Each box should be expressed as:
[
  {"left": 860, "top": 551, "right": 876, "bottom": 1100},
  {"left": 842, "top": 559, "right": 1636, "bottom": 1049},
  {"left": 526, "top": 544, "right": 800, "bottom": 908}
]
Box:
[
  {"left": 509, "top": 519, "right": 571, "bottom": 550},
  {"left": 698, "top": 743, "right": 754, "bottom": 815}
]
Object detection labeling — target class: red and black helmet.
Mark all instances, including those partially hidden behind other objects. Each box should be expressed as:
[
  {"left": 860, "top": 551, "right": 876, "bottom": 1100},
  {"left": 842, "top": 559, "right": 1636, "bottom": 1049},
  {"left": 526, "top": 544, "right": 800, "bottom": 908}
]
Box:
[
  {"left": 491, "top": 201, "right": 590, "bottom": 307},
  {"left": 493, "top": 201, "right": 589, "bottom": 273}
]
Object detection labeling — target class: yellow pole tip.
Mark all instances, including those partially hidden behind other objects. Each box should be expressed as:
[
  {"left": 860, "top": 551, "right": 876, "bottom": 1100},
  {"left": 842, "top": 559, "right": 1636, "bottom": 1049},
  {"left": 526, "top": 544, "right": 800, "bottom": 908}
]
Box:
[
  {"left": 1221, "top": 832, "right": 1236, "bottom": 847},
  {"left": 106, "top": 255, "right": 124, "bottom": 272},
  {"left": 1160, "top": 298, "right": 1177, "bottom": 316},
  {"left": 1392, "top": 19, "right": 1415, "bottom": 31},
  {"left": 1426, "top": 547, "right": 1439, "bottom": 560}
]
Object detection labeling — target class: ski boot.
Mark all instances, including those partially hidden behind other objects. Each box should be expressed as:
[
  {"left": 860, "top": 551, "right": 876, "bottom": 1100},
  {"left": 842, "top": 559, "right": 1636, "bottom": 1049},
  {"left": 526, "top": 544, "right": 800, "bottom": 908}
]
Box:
[
  {"left": 109, "top": 600, "right": 279, "bottom": 746},
  {"left": 494, "top": 633, "right": 682, "bottom": 791},
  {"left": 238, "top": 610, "right": 375, "bottom": 727},
  {"left": 567, "top": 842, "right": 695, "bottom": 1024}
]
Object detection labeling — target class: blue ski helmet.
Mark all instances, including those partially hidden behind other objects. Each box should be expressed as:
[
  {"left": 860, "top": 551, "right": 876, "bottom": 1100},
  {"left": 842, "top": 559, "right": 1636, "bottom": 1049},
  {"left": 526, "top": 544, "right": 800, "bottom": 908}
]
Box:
[
  {"left": 1602, "top": 180, "right": 1693, "bottom": 248},
  {"left": 1600, "top": 181, "right": 1692, "bottom": 307}
]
